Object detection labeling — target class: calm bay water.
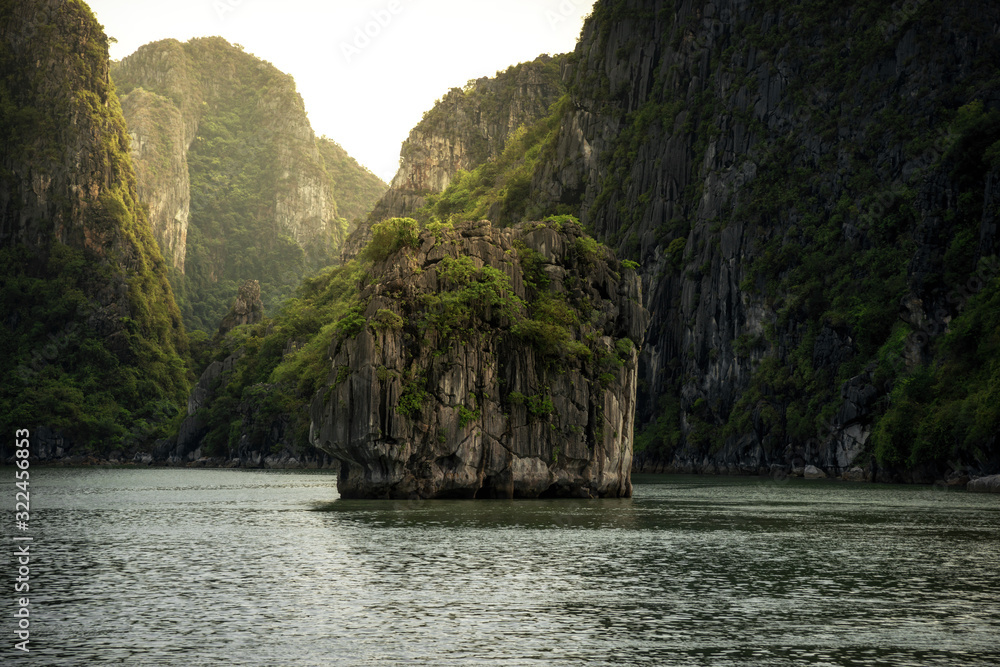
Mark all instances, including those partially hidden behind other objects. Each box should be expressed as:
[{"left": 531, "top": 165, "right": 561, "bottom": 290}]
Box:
[{"left": 2, "top": 468, "right": 999, "bottom": 666}]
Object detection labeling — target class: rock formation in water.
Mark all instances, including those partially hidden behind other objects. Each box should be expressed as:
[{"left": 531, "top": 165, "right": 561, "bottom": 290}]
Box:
[
  {"left": 35, "top": 0, "right": 989, "bottom": 485},
  {"left": 340, "top": 55, "right": 565, "bottom": 260},
  {"left": 310, "top": 218, "right": 648, "bottom": 498},
  {"left": 112, "top": 38, "right": 387, "bottom": 330},
  {"left": 0, "top": 0, "right": 190, "bottom": 454}
]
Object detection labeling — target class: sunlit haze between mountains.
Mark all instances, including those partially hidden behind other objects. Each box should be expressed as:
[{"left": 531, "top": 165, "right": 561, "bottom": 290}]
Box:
[{"left": 88, "top": 0, "right": 597, "bottom": 183}]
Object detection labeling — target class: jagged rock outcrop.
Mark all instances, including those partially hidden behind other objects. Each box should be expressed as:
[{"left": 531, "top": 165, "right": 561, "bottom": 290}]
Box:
[
  {"left": 310, "top": 219, "right": 649, "bottom": 499},
  {"left": 340, "top": 55, "right": 566, "bottom": 260},
  {"left": 0, "top": 0, "right": 190, "bottom": 453},
  {"left": 112, "top": 38, "right": 382, "bottom": 330},
  {"left": 216, "top": 279, "right": 264, "bottom": 337}
]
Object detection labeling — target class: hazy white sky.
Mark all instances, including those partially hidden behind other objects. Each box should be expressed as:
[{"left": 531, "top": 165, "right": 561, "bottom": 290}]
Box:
[{"left": 87, "top": 0, "right": 597, "bottom": 183}]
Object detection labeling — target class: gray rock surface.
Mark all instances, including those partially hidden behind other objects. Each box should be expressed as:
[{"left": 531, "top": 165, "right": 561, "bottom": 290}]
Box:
[
  {"left": 967, "top": 475, "right": 1000, "bottom": 494},
  {"left": 528, "top": 0, "right": 1000, "bottom": 481},
  {"left": 311, "top": 219, "right": 649, "bottom": 498},
  {"left": 842, "top": 467, "right": 866, "bottom": 482},
  {"left": 804, "top": 465, "right": 827, "bottom": 480},
  {"left": 217, "top": 280, "right": 264, "bottom": 337}
]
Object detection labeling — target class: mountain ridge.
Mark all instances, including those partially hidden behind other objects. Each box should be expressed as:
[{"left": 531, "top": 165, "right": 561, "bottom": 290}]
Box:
[{"left": 112, "top": 36, "right": 387, "bottom": 331}]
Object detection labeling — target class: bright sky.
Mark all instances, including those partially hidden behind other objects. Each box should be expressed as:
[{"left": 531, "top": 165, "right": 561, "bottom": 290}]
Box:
[{"left": 87, "top": 0, "right": 597, "bottom": 183}]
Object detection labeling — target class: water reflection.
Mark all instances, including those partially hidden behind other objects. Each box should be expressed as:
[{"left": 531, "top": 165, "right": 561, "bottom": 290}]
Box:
[{"left": 316, "top": 497, "right": 640, "bottom": 530}]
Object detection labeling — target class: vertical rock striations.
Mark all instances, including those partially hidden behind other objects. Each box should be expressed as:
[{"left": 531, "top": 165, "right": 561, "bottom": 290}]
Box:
[
  {"left": 310, "top": 219, "right": 648, "bottom": 499},
  {"left": 111, "top": 38, "right": 200, "bottom": 273},
  {"left": 119, "top": 86, "right": 191, "bottom": 272},
  {"left": 514, "top": 0, "right": 1000, "bottom": 480}
]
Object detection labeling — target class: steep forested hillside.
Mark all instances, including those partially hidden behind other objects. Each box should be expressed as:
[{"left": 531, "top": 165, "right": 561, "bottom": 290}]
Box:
[
  {"left": 113, "top": 38, "right": 384, "bottom": 332},
  {"left": 317, "top": 137, "right": 388, "bottom": 225},
  {"left": 341, "top": 55, "right": 567, "bottom": 259},
  {"left": 0, "top": 0, "right": 190, "bottom": 454}
]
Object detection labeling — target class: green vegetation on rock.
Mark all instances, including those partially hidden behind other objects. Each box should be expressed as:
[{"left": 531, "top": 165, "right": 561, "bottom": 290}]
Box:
[
  {"left": 113, "top": 37, "right": 382, "bottom": 334},
  {"left": 416, "top": 94, "right": 575, "bottom": 226},
  {"left": 872, "top": 270, "right": 1000, "bottom": 470},
  {"left": 473, "top": 0, "right": 1000, "bottom": 479},
  {"left": 317, "top": 137, "right": 388, "bottom": 224},
  {"left": 364, "top": 217, "right": 420, "bottom": 262},
  {"left": 194, "top": 260, "right": 367, "bottom": 456},
  {"left": 0, "top": 0, "right": 191, "bottom": 453}
]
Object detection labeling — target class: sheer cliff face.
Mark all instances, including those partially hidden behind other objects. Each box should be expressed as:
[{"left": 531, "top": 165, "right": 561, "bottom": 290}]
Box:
[
  {"left": 341, "top": 55, "right": 566, "bottom": 260},
  {"left": 119, "top": 87, "right": 190, "bottom": 271},
  {"left": 0, "top": 0, "right": 189, "bottom": 449},
  {"left": 1, "top": 0, "right": 126, "bottom": 252},
  {"left": 110, "top": 39, "right": 198, "bottom": 273},
  {"left": 311, "top": 220, "right": 648, "bottom": 499},
  {"left": 113, "top": 37, "right": 341, "bottom": 270},
  {"left": 529, "top": 0, "right": 1000, "bottom": 478},
  {"left": 0, "top": 0, "right": 183, "bottom": 329},
  {"left": 113, "top": 38, "right": 380, "bottom": 331}
]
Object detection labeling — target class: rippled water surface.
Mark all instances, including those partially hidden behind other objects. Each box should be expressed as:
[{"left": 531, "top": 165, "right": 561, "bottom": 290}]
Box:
[{"left": 2, "top": 469, "right": 999, "bottom": 665}]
